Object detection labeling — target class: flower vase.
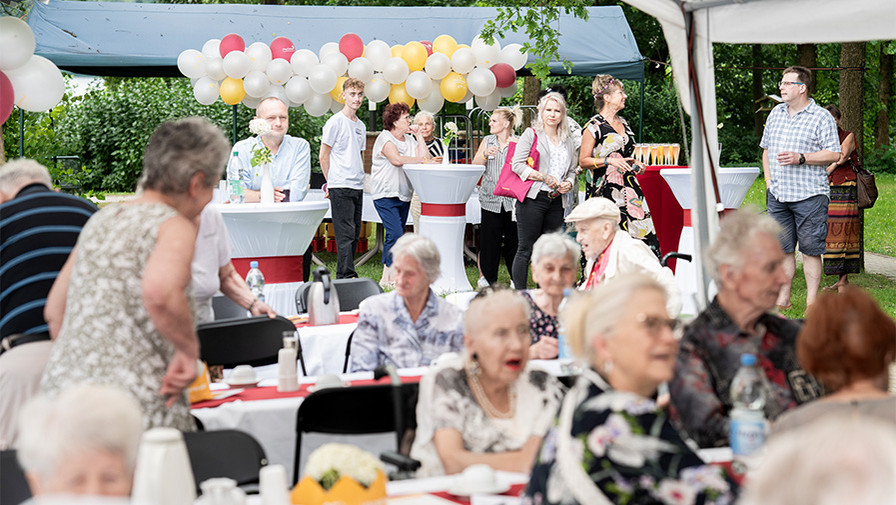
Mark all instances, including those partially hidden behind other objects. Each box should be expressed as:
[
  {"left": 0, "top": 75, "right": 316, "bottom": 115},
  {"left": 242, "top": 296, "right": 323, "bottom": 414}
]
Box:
[
  {"left": 260, "top": 164, "right": 275, "bottom": 205},
  {"left": 442, "top": 141, "right": 450, "bottom": 165},
  {"left": 290, "top": 470, "right": 387, "bottom": 505}
]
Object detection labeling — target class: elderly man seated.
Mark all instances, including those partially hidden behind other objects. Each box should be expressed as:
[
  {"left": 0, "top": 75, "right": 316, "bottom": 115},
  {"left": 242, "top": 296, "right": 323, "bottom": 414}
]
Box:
[
  {"left": 669, "top": 209, "right": 822, "bottom": 448},
  {"left": 350, "top": 234, "right": 464, "bottom": 371},
  {"left": 566, "top": 197, "right": 680, "bottom": 315}
]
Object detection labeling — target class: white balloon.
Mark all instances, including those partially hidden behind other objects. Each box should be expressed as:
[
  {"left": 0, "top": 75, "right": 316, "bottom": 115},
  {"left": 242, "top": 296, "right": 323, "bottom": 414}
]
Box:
[
  {"left": 475, "top": 89, "right": 502, "bottom": 111},
  {"left": 382, "top": 57, "right": 409, "bottom": 85},
  {"left": 471, "top": 35, "right": 501, "bottom": 66},
  {"left": 322, "top": 51, "right": 349, "bottom": 77},
  {"left": 466, "top": 67, "right": 497, "bottom": 97},
  {"left": 424, "top": 53, "right": 451, "bottom": 81},
  {"left": 461, "top": 89, "right": 474, "bottom": 104},
  {"left": 6, "top": 55, "right": 65, "bottom": 112},
  {"left": 318, "top": 42, "right": 339, "bottom": 60},
  {"left": 364, "top": 40, "right": 391, "bottom": 72},
  {"left": 192, "top": 77, "right": 219, "bottom": 105},
  {"left": 450, "top": 47, "right": 476, "bottom": 74},
  {"left": 285, "top": 76, "right": 313, "bottom": 104},
  {"left": 0, "top": 17, "right": 36, "bottom": 71},
  {"left": 223, "top": 51, "right": 251, "bottom": 79},
  {"left": 205, "top": 57, "right": 226, "bottom": 81},
  {"left": 264, "top": 84, "right": 289, "bottom": 106},
  {"left": 177, "top": 49, "right": 205, "bottom": 79},
  {"left": 202, "top": 39, "right": 221, "bottom": 60},
  {"left": 243, "top": 70, "right": 270, "bottom": 98},
  {"left": 308, "top": 64, "right": 337, "bottom": 95},
  {"left": 266, "top": 58, "right": 293, "bottom": 84},
  {"left": 404, "top": 71, "right": 433, "bottom": 100},
  {"left": 330, "top": 99, "right": 344, "bottom": 114},
  {"left": 290, "top": 49, "right": 319, "bottom": 77},
  {"left": 304, "top": 93, "right": 332, "bottom": 117},
  {"left": 242, "top": 95, "right": 263, "bottom": 109},
  {"left": 364, "top": 75, "right": 390, "bottom": 103},
  {"left": 417, "top": 90, "right": 444, "bottom": 113},
  {"left": 499, "top": 83, "right": 518, "bottom": 98},
  {"left": 501, "top": 43, "right": 527, "bottom": 71},
  {"left": 246, "top": 42, "right": 272, "bottom": 73},
  {"left": 347, "top": 57, "right": 374, "bottom": 83}
]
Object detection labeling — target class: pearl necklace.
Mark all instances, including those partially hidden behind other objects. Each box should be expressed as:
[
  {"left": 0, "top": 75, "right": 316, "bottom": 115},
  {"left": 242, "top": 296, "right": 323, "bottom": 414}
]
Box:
[{"left": 467, "top": 372, "right": 516, "bottom": 419}]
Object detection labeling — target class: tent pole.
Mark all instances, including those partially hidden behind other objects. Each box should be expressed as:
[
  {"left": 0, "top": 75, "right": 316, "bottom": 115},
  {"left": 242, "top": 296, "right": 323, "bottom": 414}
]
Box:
[
  {"left": 638, "top": 79, "right": 644, "bottom": 142},
  {"left": 19, "top": 109, "right": 24, "bottom": 157},
  {"left": 232, "top": 105, "right": 238, "bottom": 146}
]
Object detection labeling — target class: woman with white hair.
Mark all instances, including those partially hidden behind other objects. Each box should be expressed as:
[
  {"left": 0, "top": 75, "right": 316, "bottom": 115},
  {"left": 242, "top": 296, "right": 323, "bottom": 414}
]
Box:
[
  {"left": 411, "top": 287, "right": 564, "bottom": 476},
  {"left": 17, "top": 384, "right": 143, "bottom": 497},
  {"left": 349, "top": 234, "right": 464, "bottom": 372},
  {"left": 524, "top": 233, "right": 580, "bottom": 359},
  {"left": 524, "top": 274, "right": 737, "bottom": 504},
  {"left": 409, "top": 112, "right": 447, "bottom": 232},
  {"left": 510, "top": 92, "right": 579, "bottom": 289}
]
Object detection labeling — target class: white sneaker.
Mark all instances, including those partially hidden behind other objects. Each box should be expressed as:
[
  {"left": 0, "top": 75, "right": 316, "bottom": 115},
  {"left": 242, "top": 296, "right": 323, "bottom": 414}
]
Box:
[{"left": 477, "top": 276, "right": 489, "bottom": 288}]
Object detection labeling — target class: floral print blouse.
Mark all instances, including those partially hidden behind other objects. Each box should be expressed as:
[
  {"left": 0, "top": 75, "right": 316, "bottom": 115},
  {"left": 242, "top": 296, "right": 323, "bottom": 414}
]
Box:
[
  {"left": 524, "top": 369, "right": 738, "bottom": 505},
  {"left": 521, "top": 290, "right": 558, "bottom": 344}
]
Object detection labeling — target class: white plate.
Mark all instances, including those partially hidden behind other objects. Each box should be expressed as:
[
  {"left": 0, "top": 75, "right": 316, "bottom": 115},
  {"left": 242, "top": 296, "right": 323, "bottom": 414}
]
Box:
[
  {"left": 224, "top": 378, "right": 260, "bottom": 388},
  {"left": 210, "top": 388, "right": 244, "bottom": 400},
  {"left": 446, "top": 481, "right": 511, "bottom": 497}
]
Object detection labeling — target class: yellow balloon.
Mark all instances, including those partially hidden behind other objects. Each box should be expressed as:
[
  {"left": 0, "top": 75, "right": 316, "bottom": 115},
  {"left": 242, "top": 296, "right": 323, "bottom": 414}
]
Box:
[
  {"left": 432, "top": 34, "right": 458, "bottom": 58},
  {"left": 457, "top": 43, "right": 471, "bottom": 50},
  {"left": 391, "top": 44, "right": 404, "bottom": 58},
  {"left": 388, "top": 83, "right": 414, "bottom": 107},
  {"left": 330, "top": 76, "right": 348, "bottom": 104},
  {"left": 440, "top": 72, "right": 467, "bottom": 103},
  {"left": 402, "top": 41, "right": 427, "bottom": 72},
  {"left": 219, "top": 77, "right": 246, "bottom": 105}
]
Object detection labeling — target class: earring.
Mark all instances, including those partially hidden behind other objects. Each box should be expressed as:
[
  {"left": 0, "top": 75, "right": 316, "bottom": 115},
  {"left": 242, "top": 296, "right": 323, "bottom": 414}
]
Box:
[
  {"left": 468, "top": 352, "right": 481, "bottom": 376},
  {"left": 603, "top": 358, "right": 613, "bottom": 375}
]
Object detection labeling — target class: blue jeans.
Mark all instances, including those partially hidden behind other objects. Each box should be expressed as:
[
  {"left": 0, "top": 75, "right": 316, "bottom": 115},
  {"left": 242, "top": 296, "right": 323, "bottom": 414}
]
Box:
[{"left": 373, "top": 197, "right": 410, "bottom": 266}]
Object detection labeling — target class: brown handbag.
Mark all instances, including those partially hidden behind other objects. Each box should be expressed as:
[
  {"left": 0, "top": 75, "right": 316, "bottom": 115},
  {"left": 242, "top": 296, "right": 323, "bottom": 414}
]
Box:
[{"left": 853, "top": 164, "right": 878, "bottom": 209}]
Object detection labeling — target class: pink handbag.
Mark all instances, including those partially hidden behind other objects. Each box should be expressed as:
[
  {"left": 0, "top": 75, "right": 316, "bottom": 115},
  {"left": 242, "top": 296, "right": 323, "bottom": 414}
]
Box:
[{"left": 493, "top": 132, "right": 539, "bottom": 202}]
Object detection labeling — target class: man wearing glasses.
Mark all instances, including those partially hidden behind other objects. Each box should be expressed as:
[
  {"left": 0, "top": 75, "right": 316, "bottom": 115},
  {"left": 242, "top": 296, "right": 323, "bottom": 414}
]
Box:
[{"left": 760, "top": 66, "right": 840, "bottom": 311}]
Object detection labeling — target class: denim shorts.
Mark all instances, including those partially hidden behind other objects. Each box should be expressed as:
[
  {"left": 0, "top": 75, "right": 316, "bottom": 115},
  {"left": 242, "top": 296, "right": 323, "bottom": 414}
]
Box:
[{"left": 766, "top": 191, "right": 829, "bottom": 256}]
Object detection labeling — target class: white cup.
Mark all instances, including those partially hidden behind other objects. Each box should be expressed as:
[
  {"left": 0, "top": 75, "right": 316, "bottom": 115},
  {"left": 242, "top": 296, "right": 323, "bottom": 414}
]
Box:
[
  {"left": 229, "top": 364, "right": 257, "bottom": 384},
  {"left": 259, "top": 465, "right": 291, "bottom": 505},
  {"left": 460, "top": 464, "right": 497, "bottom": 493}
]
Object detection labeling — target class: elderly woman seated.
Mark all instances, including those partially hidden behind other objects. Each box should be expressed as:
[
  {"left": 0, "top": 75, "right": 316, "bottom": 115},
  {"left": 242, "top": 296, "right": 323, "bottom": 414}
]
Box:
[
  {"left": 410, "top": 287, "right": 564, "bottom": 476},
  {"left": 350, "top": 234, "right": 464, "bottom": 371},
  {"left": 17, "top": 384, "right": 143, "bottom": 497},
  {"left": 771, "top": 286, "right": 895, "bottom": 435},
  {"left": 525, "top": 274, "right": 737, "bottom": 504},
  {"left": 566, "top": 197, "right": 679, "bottom": 315},
  {"left": 522, "top": 233, "right": 581, "bottom": 360}
]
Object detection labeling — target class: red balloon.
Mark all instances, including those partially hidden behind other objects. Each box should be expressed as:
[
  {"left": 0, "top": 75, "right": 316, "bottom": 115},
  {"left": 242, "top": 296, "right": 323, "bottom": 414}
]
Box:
[
  {"left": 490, "top": 63, "right": 516, "bottom": 89},
  {"left": 219, "top": 33, "right": 245, "bottom": 58},
  {"left": 420, "top": 40, "right": 433, "bottom": 56},
  {"left": 270, "top": 36, "right": 296, "bottom": 61},
  {"left": 0, "top": 71, "right": 13, "bottom": 126},
  {"left": 339, "top": 33, "right": 364, "bottom": 62}
]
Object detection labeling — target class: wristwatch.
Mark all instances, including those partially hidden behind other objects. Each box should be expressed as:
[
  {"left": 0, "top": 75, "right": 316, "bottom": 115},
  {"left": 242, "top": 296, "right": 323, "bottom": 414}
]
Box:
[{"left": 798, "top": 153, "right": 806, "bottom": 165}]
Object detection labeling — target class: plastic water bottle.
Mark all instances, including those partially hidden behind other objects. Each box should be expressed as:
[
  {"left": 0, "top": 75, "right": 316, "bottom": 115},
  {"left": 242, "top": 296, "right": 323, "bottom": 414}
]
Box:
[
  {"left": 245, "top": 261, "right": 265, "bottom": 302},
  {"left": 729, "top": 353, "right": 767, "bottom": 473},
  {"left": 556, "top": 288, "right": 580, "bottom": 375},
  {"left": 226, "top": 151, "right": 245, "bottom": 204}
]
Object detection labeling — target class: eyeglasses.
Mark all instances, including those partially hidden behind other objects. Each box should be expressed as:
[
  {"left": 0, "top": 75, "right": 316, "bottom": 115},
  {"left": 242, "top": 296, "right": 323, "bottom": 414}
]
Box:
[
  {"left": 777, "top": 81, "right": 804, "bottom": 88},
  {"left": 635, "top": 313, "right": 682, "bottom": 339}
]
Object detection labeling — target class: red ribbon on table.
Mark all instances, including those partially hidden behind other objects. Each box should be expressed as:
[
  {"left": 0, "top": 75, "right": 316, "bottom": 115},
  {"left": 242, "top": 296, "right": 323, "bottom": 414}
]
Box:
[
  {"left": 420, "top": 203, "right": 466, "bottom": 217},
  {"left": 682, "top": 208, "right": 734, "bottom": 227},
  {"left": 232, "top": 256, "right": 302, "bottom": 283}
]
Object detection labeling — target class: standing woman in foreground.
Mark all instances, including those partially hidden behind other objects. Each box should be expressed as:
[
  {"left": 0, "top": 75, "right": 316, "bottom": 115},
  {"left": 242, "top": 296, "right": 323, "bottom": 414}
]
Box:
[
  {"left": 41, "top": 117, "right": 230, "bottom": 430},
  {"left": 510, "top": 92, "right": 578, "bottom": 289},
  {"left": 471, "top": 106, "right": 522, "bottom": 286},
  {"left": 580, "top": 75, "right": 660, "bottom": 258}
]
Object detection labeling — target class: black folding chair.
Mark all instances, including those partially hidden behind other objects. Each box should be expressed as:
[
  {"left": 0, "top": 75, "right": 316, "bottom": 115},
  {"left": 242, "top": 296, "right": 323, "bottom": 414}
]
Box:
[
  {"left": 198, "top": 315, "right": 306, "bottom": 374},
  {"left": 183, "top": 429, "right": 268, "bottom": 494},
  {"left": 1, "top": 450, "right": 31, "bottom": 505},
  {"left": 295, "top": 277, "right": 383, "bottom": 314},
  {"left": 342, "top": 329, "right": 355, "bottom": 374},
  {"left": 212, "top": 294, "right": 248, "bottom": 320},
  {"left": 292, "top": 382, "right": 418, "bottom": 485}
]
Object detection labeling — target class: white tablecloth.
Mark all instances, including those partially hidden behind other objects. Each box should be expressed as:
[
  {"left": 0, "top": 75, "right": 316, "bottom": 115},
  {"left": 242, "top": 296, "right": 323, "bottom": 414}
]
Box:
[
  {"left": 298, "top": 321, "right": 357, "bottom": 376},
  {"left": 305, "top": 189, "right": 482, "bottom": 225}
]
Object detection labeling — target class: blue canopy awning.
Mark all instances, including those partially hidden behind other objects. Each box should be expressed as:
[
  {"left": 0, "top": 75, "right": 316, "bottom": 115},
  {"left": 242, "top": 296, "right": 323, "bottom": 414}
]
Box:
[{"left": 28, "top": 1, "right": 644, "bottom": 80}]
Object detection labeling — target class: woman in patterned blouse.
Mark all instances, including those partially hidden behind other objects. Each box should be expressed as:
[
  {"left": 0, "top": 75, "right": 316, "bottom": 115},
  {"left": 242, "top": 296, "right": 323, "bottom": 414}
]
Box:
[
  {"left": 522, "top": 233, "right": 580, "bottom": 360},
  {"left": 525, "top": 274, "right": 738, "bottom": 504}
]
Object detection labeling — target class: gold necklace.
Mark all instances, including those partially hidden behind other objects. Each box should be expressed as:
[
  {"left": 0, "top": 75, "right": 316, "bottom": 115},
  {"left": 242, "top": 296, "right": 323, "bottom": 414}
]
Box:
[{"left": 467, "top": 372, "right": 516, "bottom": 419}]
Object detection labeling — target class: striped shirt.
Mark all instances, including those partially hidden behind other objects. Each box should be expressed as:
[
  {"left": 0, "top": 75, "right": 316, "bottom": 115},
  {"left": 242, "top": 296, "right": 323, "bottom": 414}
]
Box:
[
  {"left": 760, "top": 99, "right": 840, "bottom": 202},
  {"left": 0, "top": 184, "right": 96, "bottom": 338}
]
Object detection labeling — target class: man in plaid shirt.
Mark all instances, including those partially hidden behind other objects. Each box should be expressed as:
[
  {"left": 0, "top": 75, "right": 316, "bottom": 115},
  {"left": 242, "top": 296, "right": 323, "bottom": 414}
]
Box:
[{"left": 760, "top": 66, "right": 840, "bottom": 311}]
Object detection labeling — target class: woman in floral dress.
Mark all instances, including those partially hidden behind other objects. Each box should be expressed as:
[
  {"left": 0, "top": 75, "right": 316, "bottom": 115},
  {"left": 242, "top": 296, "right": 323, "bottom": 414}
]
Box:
[
  {"left": 524, "top": 274, "right": 738, "bottom": 504},
  {"left": 580, "top": 75, "right": 661, "bottom": 259}
]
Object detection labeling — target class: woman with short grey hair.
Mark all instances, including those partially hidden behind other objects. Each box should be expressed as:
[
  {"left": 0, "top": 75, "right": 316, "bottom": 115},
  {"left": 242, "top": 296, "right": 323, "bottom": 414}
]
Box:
[
  {"left": 42, "top": 117, "right": 229, "bottom": 431},
  {"left": 522, "top": 233, "right": 580, "bottom": 359}
]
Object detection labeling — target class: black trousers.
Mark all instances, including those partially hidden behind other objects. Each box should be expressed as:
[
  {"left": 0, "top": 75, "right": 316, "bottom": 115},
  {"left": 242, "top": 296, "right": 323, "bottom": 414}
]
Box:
[
  {"left": 329, "top": 187, "right": 363, "bottom": 279},
  {"left": 479, "top": 208, "right": 517, "bottom": 285},
  {"left": 512, "top": 192, "right": 564, "bottom": 289}
]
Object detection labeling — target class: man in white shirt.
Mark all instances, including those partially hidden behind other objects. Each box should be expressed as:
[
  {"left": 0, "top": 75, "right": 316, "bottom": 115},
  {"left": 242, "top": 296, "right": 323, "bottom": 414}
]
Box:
[
  {"left": 320, "top": 78, "right": 367, "bottom": 278},
  {"left": 235, "top": 97, "right": 311, "bottom": 203}
]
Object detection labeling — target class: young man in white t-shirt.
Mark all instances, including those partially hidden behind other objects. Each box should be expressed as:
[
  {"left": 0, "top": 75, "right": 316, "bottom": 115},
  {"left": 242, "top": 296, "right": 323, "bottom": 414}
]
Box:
[{"left": 320, "top": 78, "right": 367, "bottom": 278}]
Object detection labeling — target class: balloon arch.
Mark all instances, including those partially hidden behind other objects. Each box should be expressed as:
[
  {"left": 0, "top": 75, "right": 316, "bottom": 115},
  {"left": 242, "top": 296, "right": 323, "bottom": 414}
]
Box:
[
  {"left": 178, "top": 32, "right": 526, "bottom": 115},
  {"left": 0, "top": 17, "right": 67, "bottom": 125}
]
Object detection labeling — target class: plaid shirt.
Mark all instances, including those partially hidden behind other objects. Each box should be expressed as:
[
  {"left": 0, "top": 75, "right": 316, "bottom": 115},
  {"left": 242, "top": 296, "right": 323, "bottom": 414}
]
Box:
[
  {"left": 760, "top": 99, "right": 840, "bottom": 202},
  {"left": 350, "top": 290, "right": 464, "bottom": 371}
]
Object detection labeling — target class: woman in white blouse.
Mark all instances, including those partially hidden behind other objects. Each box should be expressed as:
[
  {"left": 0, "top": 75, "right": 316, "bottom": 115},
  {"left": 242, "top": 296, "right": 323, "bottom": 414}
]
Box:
[
  {"left": 510, "top": 92, "right": 579, "bottom": 289},
  {"left": 371, "top": 103, "right": 430, "bottom": 287}
]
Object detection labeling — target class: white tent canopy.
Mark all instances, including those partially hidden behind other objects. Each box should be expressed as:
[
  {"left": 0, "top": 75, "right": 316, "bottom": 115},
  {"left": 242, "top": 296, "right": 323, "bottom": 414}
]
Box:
[{"left": 622, "top": 0, "right": 896, "bottom": 309}]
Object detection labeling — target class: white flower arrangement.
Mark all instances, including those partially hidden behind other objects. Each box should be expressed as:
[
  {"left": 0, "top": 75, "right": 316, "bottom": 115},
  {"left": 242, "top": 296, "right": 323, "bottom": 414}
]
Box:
[
  {"left": 442, "top": 121, "right": 459, "bottom": 146},
  {"left": 304, "top": 443, "right": 384, "bottom": 490},
  {"left": 248, "top": 118, "right": 273, "bottom": 167}
]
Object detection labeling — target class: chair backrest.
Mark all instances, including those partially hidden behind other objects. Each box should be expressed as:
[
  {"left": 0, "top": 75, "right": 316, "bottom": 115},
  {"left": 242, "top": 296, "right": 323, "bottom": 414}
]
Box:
[
  {"left": 198, "top": 315, "right": 296, "bottom": 368},
  {"left": 0, "top": 450, "right": 31, "bottom": 505},
  {"left": 292, "top": 383, "right": 418, "bottom": 484},
  {"left": 212, "top": 294, "right": 249, "bottom": 320},
  {"left": 297, "top": 277, "right": 382, "bottom": 314},
  {"left": 183, "top": 429, "right": 267, "bottom": 494}
]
